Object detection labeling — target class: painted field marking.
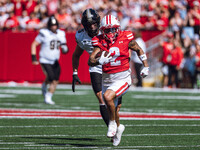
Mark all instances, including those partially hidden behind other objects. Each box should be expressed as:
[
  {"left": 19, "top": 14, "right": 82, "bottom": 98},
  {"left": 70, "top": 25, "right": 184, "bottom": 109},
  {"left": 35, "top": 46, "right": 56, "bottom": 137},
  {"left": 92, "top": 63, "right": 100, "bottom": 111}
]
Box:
[
  {"left": 0, "top": 124, "right": 199, "bottom": 128},
  {"left": 0, "top": 133, "right": 200, "bottom": 138},
  {"left": 0, "top": 108, "right": 200, "bottom": 120},
  {"left": 132, "top": 95, "right": 200, "bottom": 100}
]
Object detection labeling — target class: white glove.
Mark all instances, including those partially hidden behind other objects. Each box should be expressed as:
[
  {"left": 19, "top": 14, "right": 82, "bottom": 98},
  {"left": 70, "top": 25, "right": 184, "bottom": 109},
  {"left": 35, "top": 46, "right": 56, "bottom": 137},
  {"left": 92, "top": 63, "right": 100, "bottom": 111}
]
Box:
[
  {"left": 61, "top": 45, "right": 68, "bottom": 54},
  {"left": 140, "top": 67, "right": 149, "bottom": 78},
  {"left": 98, "top": 51, "right": 112, "bottom": 65}
]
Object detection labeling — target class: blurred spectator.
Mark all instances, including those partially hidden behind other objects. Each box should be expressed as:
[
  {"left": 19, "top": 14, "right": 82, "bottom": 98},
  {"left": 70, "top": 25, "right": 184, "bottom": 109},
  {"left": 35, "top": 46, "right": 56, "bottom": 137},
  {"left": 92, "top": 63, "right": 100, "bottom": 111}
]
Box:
[
  {"left": 159, "top": 32, "right": 174, "bottom": 88},
  {"left": 168, "top": 39, "right": 184, "bottom": 88},
  {"left": 25, "top": 12, "right": 41, "bottom": 31},
  {"left": 24, "top": 0, "right": 37, "bottom": 15},
  {"left": 55, "top": 6, "right": 70, "bottom": 30},
  {"left": 18, "top": 10, "right": 29, "bottom": 30},
  {"left": 13, "top": 0, "right": 23, "bottom": 16},
  {"left": 190, "top": 0, "right": 200, "bottom": 34},
  {"left": 0, "top": 7, "right": 9, "bottom": 30},
  {"left": 3, "top": 11, "right": 19, "bottom": 31},
  {"left": 46, "top": 0, "right": 59, "bottom": 16},
  {"left": 182, "top": 46, "right": 196, "bottom": 88},
  {"left": 4, "top": 0, "right": 14, "bottom": 13}
]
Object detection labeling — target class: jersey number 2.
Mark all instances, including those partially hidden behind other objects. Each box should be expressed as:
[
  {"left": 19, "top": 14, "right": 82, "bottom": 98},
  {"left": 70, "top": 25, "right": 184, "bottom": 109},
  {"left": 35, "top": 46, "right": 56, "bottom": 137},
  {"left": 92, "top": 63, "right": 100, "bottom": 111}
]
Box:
[{"left": 109, "top": 47, "right": 121, "bottom": 66}]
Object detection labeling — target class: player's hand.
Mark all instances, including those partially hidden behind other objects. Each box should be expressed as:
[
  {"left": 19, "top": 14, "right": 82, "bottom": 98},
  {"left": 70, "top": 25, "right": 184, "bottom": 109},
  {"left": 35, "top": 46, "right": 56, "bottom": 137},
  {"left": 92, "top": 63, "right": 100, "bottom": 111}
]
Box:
[
  {"left": 98, "top": 51, "right": 112, "bottom": 65},
  {"left": 32, "top": 61, "right": 39, "bottom": 65},
  {"left": 140, "top": 67, "right": 149, "bottom": 78},
  {"left": 72, "top": 75, "right": 81, "bottom": 92}
]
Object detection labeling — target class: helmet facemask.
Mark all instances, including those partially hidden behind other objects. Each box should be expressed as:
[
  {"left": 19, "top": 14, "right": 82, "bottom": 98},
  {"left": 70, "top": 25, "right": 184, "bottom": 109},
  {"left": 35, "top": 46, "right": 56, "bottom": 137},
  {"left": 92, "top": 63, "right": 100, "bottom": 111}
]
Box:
[
  {"left": 101, "top": 26, "right": 120, "bottom": 43},
  {"left": 100, "top": 15, "right": 121, "bottom": 43},
  {"left": 81, "top": 8, "right": 100, "bottom": 38}
]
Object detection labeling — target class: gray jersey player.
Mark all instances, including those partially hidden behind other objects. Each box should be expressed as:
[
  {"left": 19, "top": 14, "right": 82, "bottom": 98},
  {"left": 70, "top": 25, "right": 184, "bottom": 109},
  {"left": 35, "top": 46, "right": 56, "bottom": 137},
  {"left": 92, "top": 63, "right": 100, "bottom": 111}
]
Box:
[{"left": 31, "top": 16, "right": 68, "bottom": 105}]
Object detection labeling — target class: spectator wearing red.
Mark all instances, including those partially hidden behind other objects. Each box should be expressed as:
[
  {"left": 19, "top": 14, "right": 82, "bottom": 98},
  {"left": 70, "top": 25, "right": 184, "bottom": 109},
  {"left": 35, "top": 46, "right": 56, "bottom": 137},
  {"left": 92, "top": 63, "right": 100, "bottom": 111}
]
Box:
[
  {"left": 24, "top": 0, "right": 37, "bottom": 15},
  {"left": 3, "top": 11, "right": 19, "bottom": 31},
  {"left": 46, "top": 0, "right": 59, "bottom": 16},
  {"left": 160, "top": 32, "right": 174, "bottom": 88},
  {"left": 25, "top": 12, "right": 40, "bottom": 31},
  {"left": 13, "top": 0, "right": 23, "bottom": 16},
  {"left": 190, "top": 1, "right": 200, "bottom": 34},
  {"left": 168, "top": 39, "right": 184, "bottom": 88}
]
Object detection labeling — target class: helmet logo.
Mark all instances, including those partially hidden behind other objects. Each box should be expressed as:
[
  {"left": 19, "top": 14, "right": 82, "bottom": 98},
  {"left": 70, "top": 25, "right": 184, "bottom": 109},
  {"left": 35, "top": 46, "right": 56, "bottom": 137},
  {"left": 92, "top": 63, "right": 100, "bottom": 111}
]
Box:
[
  {"left": 86, "top": 9, "right": 93, "bottom": 21},
  {"left": 52, "top": 18, "right": 56, "bottom": 24}
]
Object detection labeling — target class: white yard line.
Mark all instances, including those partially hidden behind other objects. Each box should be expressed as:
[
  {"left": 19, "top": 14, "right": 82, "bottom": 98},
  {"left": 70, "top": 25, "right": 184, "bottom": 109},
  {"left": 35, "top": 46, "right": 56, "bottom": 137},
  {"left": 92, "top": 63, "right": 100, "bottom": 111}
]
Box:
[
  {"left": 132, "top": 95, "right": 200, "bottom": 100},
  {"left": 0, "top": 133, "right": 200, "bottom": 138},
  {"left": 0, "top": 145, "right": 199, "bottom": 150}
]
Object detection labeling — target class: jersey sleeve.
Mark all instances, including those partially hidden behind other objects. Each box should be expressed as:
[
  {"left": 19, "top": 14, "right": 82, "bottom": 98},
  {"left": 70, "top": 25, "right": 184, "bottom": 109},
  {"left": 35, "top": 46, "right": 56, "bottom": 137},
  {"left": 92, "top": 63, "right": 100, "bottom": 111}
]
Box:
[
  {"left": 35, "top": 29, "right": 45, "bottom": 44},
  {"left": 75, "top": 29, "right": 84, "bottom": 49},
  {"left": 59, "top": 30, "right": 67, "bottom": 44},
  {"left": 91, "top": 36, "right": 105, "bottom": 50},
  {"left": 124, "top": 30, "right": 134, "bottom": 41}
]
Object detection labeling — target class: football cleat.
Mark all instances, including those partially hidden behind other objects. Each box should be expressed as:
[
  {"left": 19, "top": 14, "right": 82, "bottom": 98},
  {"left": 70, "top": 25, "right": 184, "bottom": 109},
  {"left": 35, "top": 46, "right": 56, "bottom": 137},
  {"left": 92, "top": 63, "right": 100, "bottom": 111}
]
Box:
[
  {"left": 44, "top": 92, "right": 55, "bottom": 105},
  {"left": 44, "top": 98, "right": 55, "bottom": 105},
  {"left": 107, "top": 121, "right": 117, "bottom": 138},
  {"left": 41, "top": 83, "right": 47, "bottom": 97},
  {"left": 113, "top": 124, "right": 125, "bottom": 146}
]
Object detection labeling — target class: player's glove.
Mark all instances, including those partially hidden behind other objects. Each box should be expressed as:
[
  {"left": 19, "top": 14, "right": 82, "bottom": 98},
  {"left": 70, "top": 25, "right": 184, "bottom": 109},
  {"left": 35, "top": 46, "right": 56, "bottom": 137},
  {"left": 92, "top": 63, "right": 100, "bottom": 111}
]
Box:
[
  {"left": 61, "top": 45, "right": 69, "bottom": 54},
  {"left": 98, "top": 51, "right": 112, "bottom": 65},
  {"left": 72, "top": 74, "right": 81, "bottom": 92},
  {"left": 140, "top": 67, "right": 149, "bottom": 78}
]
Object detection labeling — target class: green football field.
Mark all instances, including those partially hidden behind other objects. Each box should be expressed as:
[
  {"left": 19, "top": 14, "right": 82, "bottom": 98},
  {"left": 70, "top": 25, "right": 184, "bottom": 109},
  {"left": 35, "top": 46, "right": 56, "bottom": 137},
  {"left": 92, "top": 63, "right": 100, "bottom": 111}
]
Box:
[{"left": 0, "top": 84, "right": 200, "bottom": 150}]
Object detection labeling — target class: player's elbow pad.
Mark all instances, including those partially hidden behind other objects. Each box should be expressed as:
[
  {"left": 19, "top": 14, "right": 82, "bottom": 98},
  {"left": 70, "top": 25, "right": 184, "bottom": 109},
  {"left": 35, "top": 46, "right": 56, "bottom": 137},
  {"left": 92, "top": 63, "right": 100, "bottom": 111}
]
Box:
[{"left": 61, "top": 45, "right": 68, "bottom": 54}]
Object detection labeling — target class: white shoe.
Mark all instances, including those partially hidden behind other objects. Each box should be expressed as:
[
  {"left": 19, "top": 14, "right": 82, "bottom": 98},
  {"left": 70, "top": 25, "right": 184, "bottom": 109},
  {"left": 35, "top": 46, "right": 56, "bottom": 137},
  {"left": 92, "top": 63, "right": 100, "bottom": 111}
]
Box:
[
  {"left": 113, "top": 124, "right": 125, "bottom": 146},
  {"left": 44, "top": 98, "right": 55, "bottom": 105},
  {"left": 107, "top": 121, "right": 117, "bottom": 138},
  {"left": 44, "top": 92, "right": 55, "bottom": 105},
  {"left": 42, "top": 83, "right": 47, "bottom": 97}
]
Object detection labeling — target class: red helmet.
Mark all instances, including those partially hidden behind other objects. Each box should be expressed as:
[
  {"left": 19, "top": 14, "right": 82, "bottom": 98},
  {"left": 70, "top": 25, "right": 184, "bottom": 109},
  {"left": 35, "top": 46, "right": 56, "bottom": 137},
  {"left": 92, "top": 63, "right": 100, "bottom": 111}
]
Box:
[{"left": 100, "top": 15, "right": 120, "bottom": 43}]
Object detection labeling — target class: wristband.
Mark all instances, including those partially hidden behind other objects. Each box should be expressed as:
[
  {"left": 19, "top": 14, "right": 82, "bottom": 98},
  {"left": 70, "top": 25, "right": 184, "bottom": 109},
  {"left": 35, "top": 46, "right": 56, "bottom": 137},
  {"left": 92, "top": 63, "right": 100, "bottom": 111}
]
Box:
[
  {"left": 139, "top": 54, "right": 147, "bottom": 61},
  {"left": 31, "top": 55, "right": 37, "bottom": 62},
  {"left": 73, "top": 72, "right": 78, "bottom": 75}
]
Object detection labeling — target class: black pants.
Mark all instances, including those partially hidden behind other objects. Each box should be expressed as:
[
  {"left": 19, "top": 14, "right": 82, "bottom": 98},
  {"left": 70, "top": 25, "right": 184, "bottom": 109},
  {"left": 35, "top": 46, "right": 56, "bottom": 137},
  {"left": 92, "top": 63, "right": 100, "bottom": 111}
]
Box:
[
  {"left": 168, "top": 64, "right": 178, "bottom": 87},
  {"left": 134, "top": 62, "right": 143, "bottom": 87}
]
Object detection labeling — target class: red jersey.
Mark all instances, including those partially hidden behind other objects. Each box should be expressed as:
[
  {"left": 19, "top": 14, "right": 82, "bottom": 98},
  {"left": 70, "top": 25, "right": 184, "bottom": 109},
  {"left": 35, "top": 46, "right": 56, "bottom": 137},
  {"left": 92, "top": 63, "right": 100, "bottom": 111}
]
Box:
[
  {"left": 196, "top": 52, "right": 200, "bottom": 67},
  {"left": 162, "top": 42, "right": 173, "bottom": 64},
  {"left": 92, "top": 31, "right": 134, "bottom": 74},
  {"left": 169, "top": 47, "right": 183, "bottom": 67}
]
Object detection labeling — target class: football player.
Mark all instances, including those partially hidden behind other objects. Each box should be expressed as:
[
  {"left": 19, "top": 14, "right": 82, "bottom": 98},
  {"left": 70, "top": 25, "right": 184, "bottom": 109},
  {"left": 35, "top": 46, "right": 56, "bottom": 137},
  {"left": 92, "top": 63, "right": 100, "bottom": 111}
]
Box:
[
  {"left": 31, "top": 15, "right": 68, "bottom": 105},
  {"left": 72, "top": 8, "right": 123, "bottom": 127},
  {"left": 89, "top": 15, "right": 149, "bottom": 146}
]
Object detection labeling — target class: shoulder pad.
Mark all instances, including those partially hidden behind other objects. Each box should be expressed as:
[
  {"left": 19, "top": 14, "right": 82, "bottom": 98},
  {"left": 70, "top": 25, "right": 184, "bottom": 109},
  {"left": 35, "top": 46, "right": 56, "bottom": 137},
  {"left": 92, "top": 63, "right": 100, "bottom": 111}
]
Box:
[
  {"left": 39, "top": 29, "right": 46, "bottom": 37},
  {"left": 78, "top": 29, "right": 84, "bottom": 33},
  {"left": 124, "top": 31, "right": 134, "bottom": 40}
]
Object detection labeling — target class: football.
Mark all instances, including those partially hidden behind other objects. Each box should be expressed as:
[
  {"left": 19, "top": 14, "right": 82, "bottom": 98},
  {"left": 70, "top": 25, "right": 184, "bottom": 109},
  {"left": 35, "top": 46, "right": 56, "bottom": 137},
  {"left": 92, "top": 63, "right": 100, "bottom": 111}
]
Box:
[{"left": 95, "top": 51, "right": 109, "bottom": 58}]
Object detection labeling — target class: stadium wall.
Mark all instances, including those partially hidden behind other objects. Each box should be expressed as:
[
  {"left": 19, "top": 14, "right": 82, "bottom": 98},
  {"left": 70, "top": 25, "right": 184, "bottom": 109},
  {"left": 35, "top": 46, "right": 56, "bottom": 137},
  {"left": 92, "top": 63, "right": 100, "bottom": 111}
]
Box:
[{"left": 0, "top": 30, "right": 162, "bottom": 84}]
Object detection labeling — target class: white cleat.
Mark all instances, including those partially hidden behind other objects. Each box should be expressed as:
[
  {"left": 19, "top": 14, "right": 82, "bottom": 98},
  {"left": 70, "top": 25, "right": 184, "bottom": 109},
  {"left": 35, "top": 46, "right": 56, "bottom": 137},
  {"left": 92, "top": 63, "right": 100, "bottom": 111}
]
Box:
[
  {"left": 41, "top": 83, "right": 47, "bottom": 97},
  {"left": 44, "top": 98, "right": 55, "bottom": 105},
  {"left": 113, "top": 124, "right": 125, "bottom": 146},
  {"left": 107, "top": 121, "right": 117, "bottom": 138}
]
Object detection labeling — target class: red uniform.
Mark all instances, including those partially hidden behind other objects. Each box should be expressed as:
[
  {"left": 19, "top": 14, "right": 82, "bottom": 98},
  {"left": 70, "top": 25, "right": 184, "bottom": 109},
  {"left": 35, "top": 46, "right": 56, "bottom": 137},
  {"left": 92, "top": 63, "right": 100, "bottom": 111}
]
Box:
[
  {"left": 169, "top": 47, "right": 183, "bottom": 67},
  {"left": 92, "top": 31, "right": 134, "bottom": 74},
  {"left": 162, "top": 42, "right": 173, "bottom": 64}
]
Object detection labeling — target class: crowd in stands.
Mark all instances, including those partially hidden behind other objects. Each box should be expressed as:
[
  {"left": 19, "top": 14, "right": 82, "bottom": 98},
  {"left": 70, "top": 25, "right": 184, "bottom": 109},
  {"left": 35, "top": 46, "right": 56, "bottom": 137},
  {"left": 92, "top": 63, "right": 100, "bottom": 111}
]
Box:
[{"left": 0, "top": 0, "right": 200, "bottom": 88}]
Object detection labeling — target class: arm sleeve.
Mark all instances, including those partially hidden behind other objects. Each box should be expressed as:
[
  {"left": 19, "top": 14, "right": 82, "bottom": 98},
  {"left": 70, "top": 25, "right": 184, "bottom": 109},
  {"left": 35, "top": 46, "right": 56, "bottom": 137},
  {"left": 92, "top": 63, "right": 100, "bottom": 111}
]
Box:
[{"left": 35, "top": 30, "right": 44, "bottom": 44}]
